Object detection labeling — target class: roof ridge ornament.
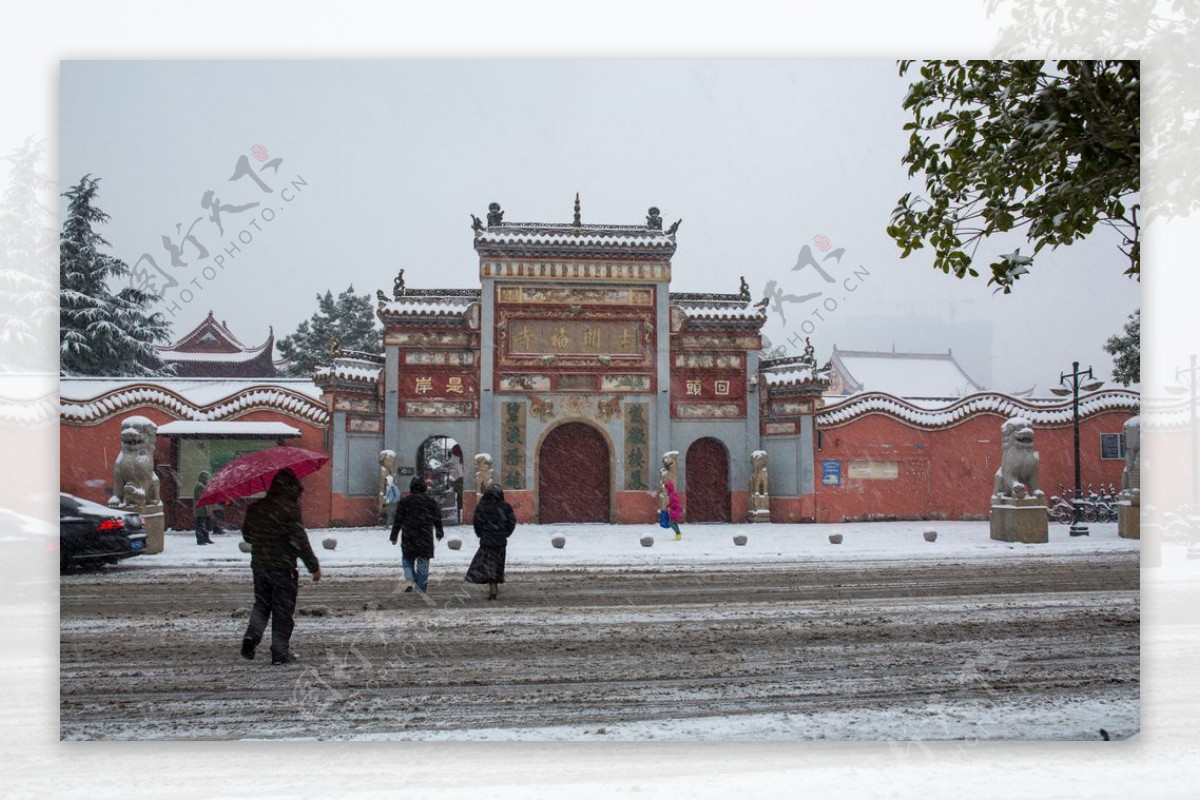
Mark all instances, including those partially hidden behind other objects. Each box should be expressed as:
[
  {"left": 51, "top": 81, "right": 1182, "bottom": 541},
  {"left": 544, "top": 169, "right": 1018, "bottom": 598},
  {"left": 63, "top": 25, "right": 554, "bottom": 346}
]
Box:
[
  {"left": 573, "top": 192, "right": 581, "bottom": 228},
  {"left": 647, "top": 206, "right": 662, "bottom": 230},
  {"left": 487, "top": 202, "right": 504, "bottom": 227}
]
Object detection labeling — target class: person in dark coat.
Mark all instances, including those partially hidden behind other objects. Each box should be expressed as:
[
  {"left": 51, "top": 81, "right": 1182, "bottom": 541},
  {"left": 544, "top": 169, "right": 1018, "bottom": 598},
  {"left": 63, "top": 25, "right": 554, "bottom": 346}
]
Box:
[
  {"left": 465, "top": 484, "right": 516, "bottom": 600},
  {"left": 193, "top": 470, "right": 215, "bottom": 546},
  {"left": 239, "top": 468, "right": 322, "bottom": 665},
  {"left": 390, "top": 476, "right": 444, "bottom": 596}
]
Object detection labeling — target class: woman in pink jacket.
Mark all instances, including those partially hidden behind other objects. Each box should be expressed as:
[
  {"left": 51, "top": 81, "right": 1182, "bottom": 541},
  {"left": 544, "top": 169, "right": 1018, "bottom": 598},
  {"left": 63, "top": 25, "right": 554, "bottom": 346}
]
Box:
[{"left": 664, "top": 481, "right": 683, "bottom": 541}]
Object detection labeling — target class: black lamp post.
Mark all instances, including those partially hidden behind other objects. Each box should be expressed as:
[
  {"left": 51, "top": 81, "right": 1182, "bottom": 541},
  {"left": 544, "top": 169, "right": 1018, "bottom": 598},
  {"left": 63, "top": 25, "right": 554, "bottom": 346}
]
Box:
[{"left": 1050, "top": 361, "right": 1104, "bottom": 535}]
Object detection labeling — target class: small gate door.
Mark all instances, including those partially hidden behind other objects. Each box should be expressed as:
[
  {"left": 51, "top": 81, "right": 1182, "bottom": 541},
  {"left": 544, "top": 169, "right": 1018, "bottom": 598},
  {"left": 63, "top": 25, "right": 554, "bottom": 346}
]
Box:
[{"left": 686, "top": 438, "right": 731, "bottom": 522}]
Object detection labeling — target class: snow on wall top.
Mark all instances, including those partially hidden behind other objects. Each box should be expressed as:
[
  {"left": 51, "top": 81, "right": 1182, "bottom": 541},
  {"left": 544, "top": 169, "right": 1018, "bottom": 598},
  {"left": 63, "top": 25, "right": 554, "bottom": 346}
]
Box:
[
  {"left": 1, "top": 374, "right": 58, "bottom": 429},
  {"left": 60, "top": 378, "right": 328, "bottom": 426},
  {"left": 817, "top": 390, "right": 1139, "bottom": 430},
  {"left": 156, "top": 420, "right": 302, "bottom": 437}
]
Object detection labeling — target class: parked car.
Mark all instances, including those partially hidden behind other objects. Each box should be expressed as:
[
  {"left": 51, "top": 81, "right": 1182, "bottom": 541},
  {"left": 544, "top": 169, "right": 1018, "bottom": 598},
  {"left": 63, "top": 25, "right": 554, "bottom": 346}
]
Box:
[{"left": 59, "top": 492, "right": 147, "bottom": 572}]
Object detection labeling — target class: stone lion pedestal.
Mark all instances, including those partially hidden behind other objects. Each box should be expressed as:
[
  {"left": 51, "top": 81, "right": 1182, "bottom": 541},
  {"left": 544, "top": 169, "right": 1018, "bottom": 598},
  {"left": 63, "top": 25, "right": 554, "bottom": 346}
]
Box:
[
  {"left": 1117, "top": 499, "right": 1140, "bottom": 540},
  {"left": 990, "top": 496, "right": 1049, "bottom": 544},
  {"left": 126, "top": 502, "right": 165, "bottom": 554},
  {"left": 989, "top": 416, "right": 1047, "bottom": 544},
  {"left": 747, "top": 450, "right": 771, "bottom": 523}
]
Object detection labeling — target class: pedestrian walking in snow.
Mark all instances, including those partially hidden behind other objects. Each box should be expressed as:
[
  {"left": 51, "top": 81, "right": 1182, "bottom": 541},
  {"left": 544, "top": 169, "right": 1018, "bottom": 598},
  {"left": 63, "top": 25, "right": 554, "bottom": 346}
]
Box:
[
  {"left": 193, "top": 471, "right": 216, "bottom": 545},
  {"left": 390, "top": 476, "right": 445, "bottom": 598},
  {"left": 465, "top": 484, "right": 516, "bottom": 600},
  {"left": 664, "top": 480, "right": 684, "bottom": 540},
  {"left": 239, "top": 468, "right": 322, "bottom": 665}
]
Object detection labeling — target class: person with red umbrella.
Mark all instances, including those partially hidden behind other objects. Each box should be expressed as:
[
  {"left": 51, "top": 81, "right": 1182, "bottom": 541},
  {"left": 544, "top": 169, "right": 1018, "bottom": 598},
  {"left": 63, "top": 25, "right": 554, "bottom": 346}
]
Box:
[{"left": 239, "top": 468, "right": 322, "bottom": 666}]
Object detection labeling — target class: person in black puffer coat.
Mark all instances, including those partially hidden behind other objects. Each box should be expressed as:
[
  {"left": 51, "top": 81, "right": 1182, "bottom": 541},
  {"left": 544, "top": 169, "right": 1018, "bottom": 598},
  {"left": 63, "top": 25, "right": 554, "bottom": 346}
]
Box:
[
  {"left": 390, "top": 476, "right": 444, "bottom": 595},
  {"left": 239, "top": 468, "right": 321, "bottom": 665},
  {"left": 465, "top": 484, "right": 516, "bottom": 600}
]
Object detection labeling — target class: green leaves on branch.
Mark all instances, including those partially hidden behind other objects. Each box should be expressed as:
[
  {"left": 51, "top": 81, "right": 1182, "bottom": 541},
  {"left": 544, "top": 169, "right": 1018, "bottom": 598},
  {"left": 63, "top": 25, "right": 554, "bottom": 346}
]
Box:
[{"left": 889, "top": 60, "right": 1140, "bottom": 293}]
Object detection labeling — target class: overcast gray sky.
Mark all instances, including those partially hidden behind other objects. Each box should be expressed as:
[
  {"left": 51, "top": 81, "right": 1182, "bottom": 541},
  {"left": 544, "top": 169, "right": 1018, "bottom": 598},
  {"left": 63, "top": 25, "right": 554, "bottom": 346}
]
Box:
[{"left": 59, "top": 59, "right": 1139, "bottom": 393}]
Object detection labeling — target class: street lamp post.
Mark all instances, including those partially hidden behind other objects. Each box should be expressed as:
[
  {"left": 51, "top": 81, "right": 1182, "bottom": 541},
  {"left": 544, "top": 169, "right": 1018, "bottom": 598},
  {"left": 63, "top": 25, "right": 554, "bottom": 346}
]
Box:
[{"left": 1050, "top": 361, "right": 1105, "bottom": 535}]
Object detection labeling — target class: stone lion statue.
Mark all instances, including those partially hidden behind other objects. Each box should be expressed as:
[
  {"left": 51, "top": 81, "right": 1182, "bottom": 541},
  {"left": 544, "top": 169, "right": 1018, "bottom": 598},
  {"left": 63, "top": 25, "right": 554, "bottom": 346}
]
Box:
[
  {"left": 750, "top": 450, "right": 769, "bottom": 497},
  {"left": 378, "top": 450, "right": 397, "bottom": 511},
  {"left": 475, "top": 453, "right": 494, "bottom": 491},
  {"left": 993, "top": 416, "right": 1043, "bottom": 501},
  {"left": 110, "top": 416, "right": 160, "bottom": 507},
  {"left": 1121, "top": 416, "right": 1140, "bottom": 497}
]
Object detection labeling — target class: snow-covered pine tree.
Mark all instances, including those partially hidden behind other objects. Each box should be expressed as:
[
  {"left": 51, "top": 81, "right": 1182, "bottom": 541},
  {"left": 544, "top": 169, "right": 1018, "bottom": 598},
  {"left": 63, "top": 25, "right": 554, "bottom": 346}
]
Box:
[
  {"left": 0, "top": 137, "right": 57, "bottom": 373},
  {"left": 59, "top": 175, "right": 173, "bottom": 376},
  {"left": 276, "top": 285, "right": 382, "bottom": 376}
]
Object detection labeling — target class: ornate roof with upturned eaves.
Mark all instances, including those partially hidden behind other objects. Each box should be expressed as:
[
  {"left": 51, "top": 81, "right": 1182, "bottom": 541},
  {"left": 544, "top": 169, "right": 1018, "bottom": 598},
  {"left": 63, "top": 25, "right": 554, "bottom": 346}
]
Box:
[
  {"left": 376, "top": 288, "right": 481, "bottom": 326},
  {"left": 671, "top": 290, "right": 767, "bottom": 330},
  {"left": 472, "top": 198, "right": 679, "bottom": 259},
  {"left": 759, "top": 353, "right": 833, "bottom": 393},
  {"left": 155, "top": 311, "right": 276, "bottom": 377}
]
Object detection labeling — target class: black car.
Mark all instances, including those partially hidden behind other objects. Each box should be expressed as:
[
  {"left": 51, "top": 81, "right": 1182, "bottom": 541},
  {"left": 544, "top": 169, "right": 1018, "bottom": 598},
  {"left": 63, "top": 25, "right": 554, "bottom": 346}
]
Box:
[{"left": 59, "top": 493, "right": 148, "bottom": 572}]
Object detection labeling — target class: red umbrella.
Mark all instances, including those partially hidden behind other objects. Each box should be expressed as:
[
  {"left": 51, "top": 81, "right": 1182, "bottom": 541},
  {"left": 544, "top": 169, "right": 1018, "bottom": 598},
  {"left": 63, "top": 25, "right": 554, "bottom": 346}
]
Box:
[{"left": 195, "top": 446, "right": 330, "bottom": 507}]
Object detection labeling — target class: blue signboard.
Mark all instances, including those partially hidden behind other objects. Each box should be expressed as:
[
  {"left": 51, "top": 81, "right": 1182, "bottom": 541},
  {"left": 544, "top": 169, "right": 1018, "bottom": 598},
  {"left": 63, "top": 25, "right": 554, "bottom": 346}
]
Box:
[{"left": 822, "top": 460, "right": 842, "bottom": 487}]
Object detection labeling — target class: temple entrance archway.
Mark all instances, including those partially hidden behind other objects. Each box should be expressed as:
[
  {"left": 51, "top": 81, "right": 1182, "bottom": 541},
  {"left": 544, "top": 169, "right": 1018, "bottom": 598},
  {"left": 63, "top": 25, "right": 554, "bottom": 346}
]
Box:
[
  {"left": 686, "top": 437, "right": 731, "bottom": 522},
  {"left": 538, "top": 422, "right": 611, "bottom": 523}
]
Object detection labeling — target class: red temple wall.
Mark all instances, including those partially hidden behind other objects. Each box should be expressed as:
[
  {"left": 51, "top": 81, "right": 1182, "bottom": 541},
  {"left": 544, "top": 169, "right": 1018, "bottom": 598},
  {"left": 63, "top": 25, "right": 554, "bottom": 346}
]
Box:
[{"left": 813, "top": 411, "right": 1132, "bottom": 523}]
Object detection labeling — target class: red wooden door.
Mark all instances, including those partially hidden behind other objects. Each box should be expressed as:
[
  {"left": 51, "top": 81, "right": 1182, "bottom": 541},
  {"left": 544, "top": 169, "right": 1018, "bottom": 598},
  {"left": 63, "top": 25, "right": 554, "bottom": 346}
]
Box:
[
  {"left": 686, "top": 438, "right": 730, "bottom": 522},
  {"left": 538, "top": 422, "right": 610, "bottom": 523}
]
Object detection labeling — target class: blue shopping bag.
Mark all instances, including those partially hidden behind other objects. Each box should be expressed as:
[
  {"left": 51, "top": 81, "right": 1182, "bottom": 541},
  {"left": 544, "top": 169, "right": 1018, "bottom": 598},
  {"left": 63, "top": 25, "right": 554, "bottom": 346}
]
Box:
[{"left": 659, "top": 509, "right": 670, "bottom": 528}]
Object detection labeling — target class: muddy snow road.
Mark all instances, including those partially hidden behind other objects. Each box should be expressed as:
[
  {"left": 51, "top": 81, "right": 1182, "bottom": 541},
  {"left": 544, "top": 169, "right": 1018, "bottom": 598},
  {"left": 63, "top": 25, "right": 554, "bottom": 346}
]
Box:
[{"left": 60, "top": 553, "right": 1139, "bottom": 740}]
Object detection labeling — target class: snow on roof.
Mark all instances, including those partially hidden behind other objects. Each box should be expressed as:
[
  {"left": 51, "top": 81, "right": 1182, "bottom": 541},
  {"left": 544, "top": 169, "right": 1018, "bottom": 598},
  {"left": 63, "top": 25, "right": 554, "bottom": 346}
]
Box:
[
  {"left": 378, "top": 297, "right": 474, "bottom": 317},
  {"left": 60, "top": 378, "right": 328, "bottom": 426},
  {"left": 677, "top": 304, "right": 766, "bottom": 322},
  {"left": 314, "top": 361, "right": 381, "bottom": 384},
  {"left": 475, "top": 225, "right": 675, "bottom": 251},
  {"left": 831, "top": 348, "right": 982, "bottom": 397},
  {"left": 156, "top": 421, "right": 301, "bottom": 437},
  {"left": 817, "top": 390, "right": 1139, "bottom": 430},
  {"left": 157, "top": 347, "right": 271, "bottom": 363}
]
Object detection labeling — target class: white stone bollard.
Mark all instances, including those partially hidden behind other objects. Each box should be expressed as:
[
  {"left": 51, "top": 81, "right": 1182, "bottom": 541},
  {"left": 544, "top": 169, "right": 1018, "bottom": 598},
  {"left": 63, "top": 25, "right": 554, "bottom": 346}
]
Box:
[
  {"left": 551, "top": 536, "right": 566, "bottom": 549},
  {"left": 829, "top": 533, "right": 843, "bottom": 544},
  {"left": 447, "top": 538, "right": 462, "bottom": 550},
  {"left": 640, "top": 536, "right": 654, "bottom": 547},
  {"left": 322, "top": 537, "right": 337, "bottom": 550},
  {"left": 733, "top": 534, "right": 748, "bottom": 546}
]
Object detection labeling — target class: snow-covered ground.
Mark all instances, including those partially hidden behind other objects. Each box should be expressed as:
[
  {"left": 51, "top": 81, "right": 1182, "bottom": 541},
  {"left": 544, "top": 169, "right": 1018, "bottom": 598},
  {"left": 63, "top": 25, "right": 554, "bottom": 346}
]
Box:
[
  {"left": 56, "top": 519, "right": 1141, "bottom": 743},
  {"left": 151, "top": 518, "right": 1137, "bottom": 575}
]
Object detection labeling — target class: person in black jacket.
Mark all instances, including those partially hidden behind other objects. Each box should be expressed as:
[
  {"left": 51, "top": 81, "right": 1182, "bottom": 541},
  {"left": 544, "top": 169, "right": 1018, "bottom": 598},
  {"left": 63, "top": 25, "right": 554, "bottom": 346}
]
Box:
[
  {"left": 465, "top": 484, "right": 516, "bottom": 600},
  {"left": 390, "top": 476, "right": 444, "bottom": 596},
  {"left": 239, "top": 468, "right": 322, "bottom": 665}
]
